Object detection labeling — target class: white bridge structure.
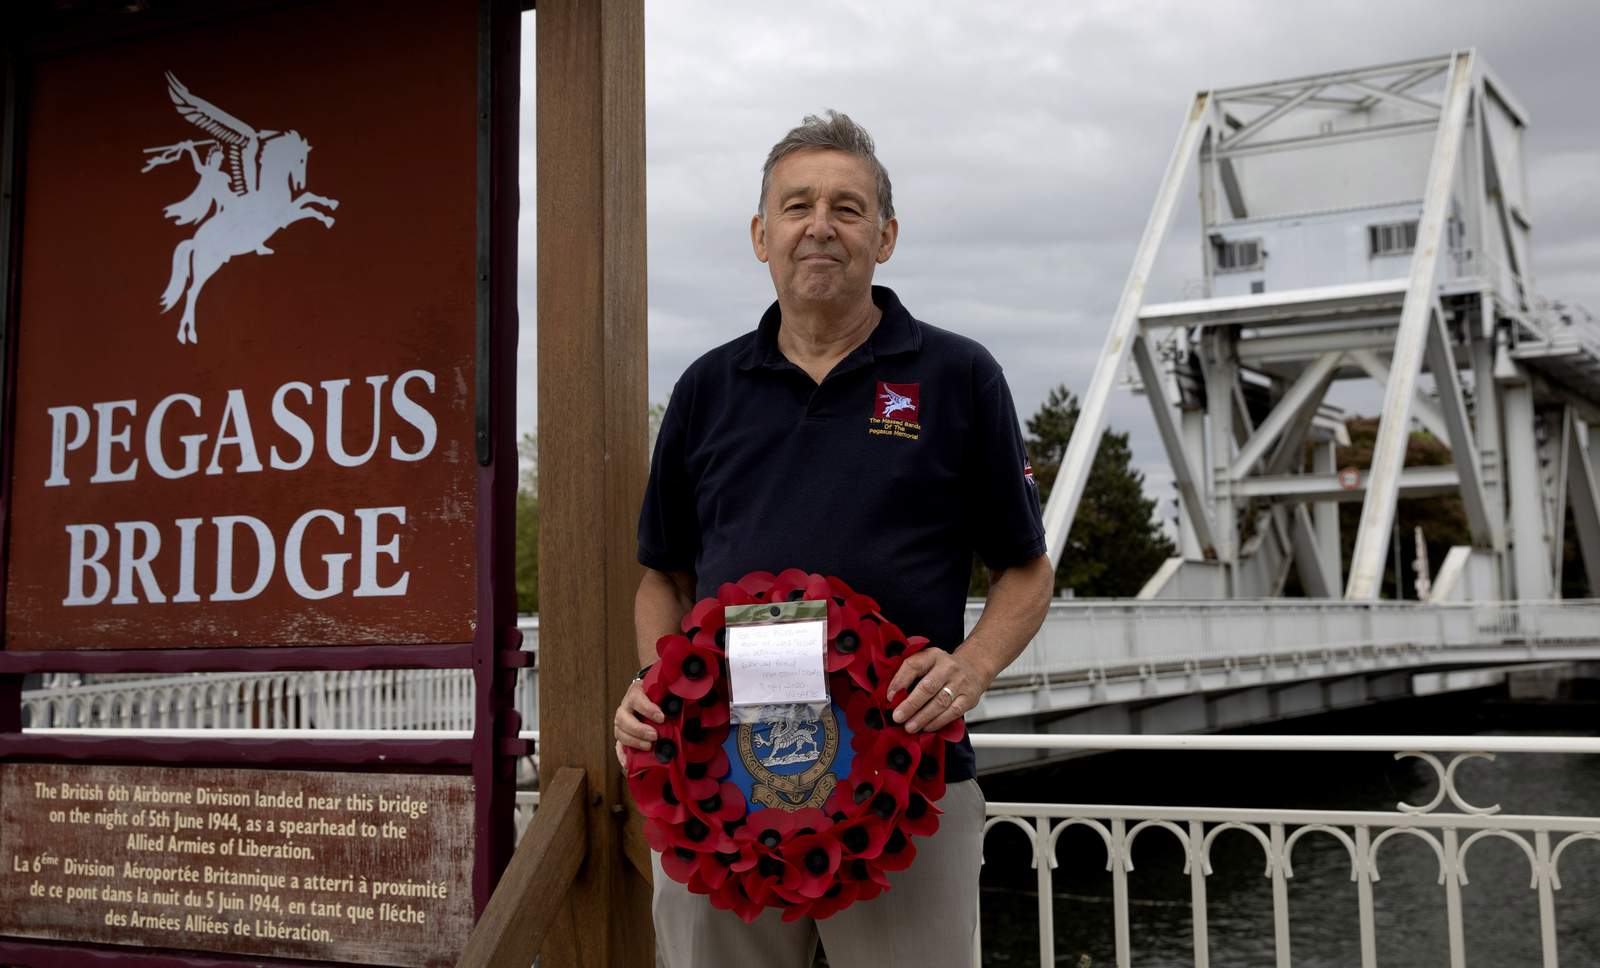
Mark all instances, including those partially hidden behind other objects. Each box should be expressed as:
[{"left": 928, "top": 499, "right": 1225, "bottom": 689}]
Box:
[
  {"left": 1045, "top": 50, "right": 1600, "bottom": 604},
  {"left": 21, "top": 600, "right": 1600, "bottom": 760}
]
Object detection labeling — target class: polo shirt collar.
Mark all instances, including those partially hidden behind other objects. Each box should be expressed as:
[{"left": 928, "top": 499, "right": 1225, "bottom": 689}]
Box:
[{"left": 736, "top": 285, "right": 923, "bottom": 372}]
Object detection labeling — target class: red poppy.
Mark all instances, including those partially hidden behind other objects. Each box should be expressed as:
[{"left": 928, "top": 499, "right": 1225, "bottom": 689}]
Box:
[
  {"left": 681, "top": 596, "right": 727, "bottom": 640},
  {"left": 824, "top": 575, "right": 856, "bottom": 603},
  {"left": 779, "top": 823, "right": 842, "bottom": 900},
  {"left": 735, "top": 571, "right": 776, "bottom": 598},
  {"left": 707, "top": 877, "right": 765, "bottom": 923},
  {"left": 656, "top": 634, "right": 722, "bottom": 701},
  {"left": 631, "top": 765, "right": 691, "bottom": 823},
  {"left": 912, "top": 734, "right": 950, "bottom": 800},
  {"left": 844, "top": 591, "right": 880, "bottom": 615},
  {"left": 863, "top": 731, "right": 922, "bottom": 802},
  {"left": 801, "top": 880, "right": 860, "bottom": 921},
  {"left": 689, "top": 687, "right": 732, "bottom": 730},
  {"left": 830, "top": 812, "right": 893, "bottom": 861},
  {"left": 716, "top": 582, "right": 759, "bottom": 607},
  {"left": 765, "top": 567, "right": 814, "bottom": 603},
  {"left": 692, "top": 837, "right": 757, "bottom": 891},
  {"left": 679, "top": 745, "right": 730, "bottom": 801},
  {"left": 898, "top": 792, "right": 942, "bottom": 838},
  {"left": 875, "top": 826, "right": 918, "bottom": 872},
  {"left": 687, "top": 781, "right": 746, "bottom": 827},
  {"left": 661, "top": 845, "right": 702, "bottom": 884},
  {"left": 829, "top": 606, "right": 881, "bottom": 674}
]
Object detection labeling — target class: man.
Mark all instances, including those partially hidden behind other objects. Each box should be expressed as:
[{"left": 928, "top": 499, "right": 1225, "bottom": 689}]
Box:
[{"left": 614, "top": 111, "right": 1053, "bottom": 968}]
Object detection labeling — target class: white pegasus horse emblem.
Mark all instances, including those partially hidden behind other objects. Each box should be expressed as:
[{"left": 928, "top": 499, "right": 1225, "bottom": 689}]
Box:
[
  {"left": 878, "top": 385, "right": 916, "bottom": 420},
  {"left": 141, "top": 72, "right": 339, "bottom": 344}
]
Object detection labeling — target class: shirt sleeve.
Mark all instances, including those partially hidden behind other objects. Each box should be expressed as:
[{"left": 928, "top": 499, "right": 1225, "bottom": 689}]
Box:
[
  {"left": 967, "top": 367, "right": 1047, "bottom": 570},
  {"left": 637, "top": 382, "right": 701, "bottom": 574}
]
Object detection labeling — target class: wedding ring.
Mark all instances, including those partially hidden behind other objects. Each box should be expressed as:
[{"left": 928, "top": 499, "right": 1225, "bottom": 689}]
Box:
[{"left": 939, "top": 685, "right": 956, "bottom": 702}]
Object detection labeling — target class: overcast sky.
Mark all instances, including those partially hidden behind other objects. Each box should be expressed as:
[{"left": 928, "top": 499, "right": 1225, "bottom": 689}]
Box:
[{"left": 515, "top": 1, "right": 1600, "bottom": 514}]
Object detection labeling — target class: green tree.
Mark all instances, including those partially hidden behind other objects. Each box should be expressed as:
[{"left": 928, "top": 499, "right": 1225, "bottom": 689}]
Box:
[
  {"left": 515, "top": 432, "right": 539, "bottom": 613},
  {"left": 994, "top": 385, "right": 1175, "bottom": 597}
]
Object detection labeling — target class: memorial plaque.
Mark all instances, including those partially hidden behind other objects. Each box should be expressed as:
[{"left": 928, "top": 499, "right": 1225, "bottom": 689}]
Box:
[
  {"left": 3, "top": 0, "right": 480, "bottom": 649},
  {"left": 0, "top": 763, "right": 474, "bottom": 967}
]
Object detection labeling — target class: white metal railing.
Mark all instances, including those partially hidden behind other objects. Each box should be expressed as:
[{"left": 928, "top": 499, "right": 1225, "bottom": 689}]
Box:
[
  {"left": 970, "top": 733, "right": 1600, "bottom": 968},
  {"left": 20, "top": 619, "right": 540, "bottom": 731},
  {"left": 19, "top": 666, "right": 532, "bottom": 731},
  {"left": 18, "top": 603, "right": 1600, "bottom": 732},
  {"left": 997, "top": 599, "right": 1600, "bottom": 687},
  {"left": 20, "top": 724, "right": 1596, "bottom": 964}
]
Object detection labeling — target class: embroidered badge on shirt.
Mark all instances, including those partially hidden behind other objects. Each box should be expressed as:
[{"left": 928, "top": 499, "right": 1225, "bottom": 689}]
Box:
[{"left": 869, "top": 381, "right": 921, "bottom": 441}]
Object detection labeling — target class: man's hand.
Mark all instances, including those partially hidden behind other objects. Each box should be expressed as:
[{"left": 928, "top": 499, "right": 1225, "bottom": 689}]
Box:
[
  {"left": 613, "top": 679, "right": 664, "bottom": 769},
  {"left": 887, "top": 648, "right": 993, "bottom": 735}
]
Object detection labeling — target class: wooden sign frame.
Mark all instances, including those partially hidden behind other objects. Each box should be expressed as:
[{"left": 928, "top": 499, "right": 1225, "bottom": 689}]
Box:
[{"left": 0, "top": 1, "right": 523, "bottom": 965}]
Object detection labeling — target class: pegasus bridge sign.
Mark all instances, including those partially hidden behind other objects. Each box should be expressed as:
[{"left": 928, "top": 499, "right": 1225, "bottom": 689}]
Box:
[{"left": 0, "top": 2, "right": 524, "bottom": 966}]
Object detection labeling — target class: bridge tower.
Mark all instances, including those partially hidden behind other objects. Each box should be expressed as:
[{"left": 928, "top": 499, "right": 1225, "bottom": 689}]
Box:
[{"left": 1046, "top": 51, "right": 1600, "bottom": 602}]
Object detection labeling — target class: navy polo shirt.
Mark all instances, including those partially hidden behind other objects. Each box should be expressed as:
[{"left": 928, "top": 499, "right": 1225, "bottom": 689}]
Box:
[{"left": 638, "top": 286, "right": 1046, "bottom": 781}]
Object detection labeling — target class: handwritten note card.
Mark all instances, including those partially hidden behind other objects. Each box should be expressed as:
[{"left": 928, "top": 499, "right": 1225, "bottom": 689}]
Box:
[{"left": 726, "top": 619, "right": 828, "bottom": 708}]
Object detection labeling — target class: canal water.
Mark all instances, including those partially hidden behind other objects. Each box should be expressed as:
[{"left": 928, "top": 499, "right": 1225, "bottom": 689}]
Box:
[{"left": 971, "top": 692, "right": 1600, "bottom": 967}]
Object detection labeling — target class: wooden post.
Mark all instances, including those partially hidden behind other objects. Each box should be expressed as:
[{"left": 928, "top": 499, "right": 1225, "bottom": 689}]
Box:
[{"left": 536, "top": 0, "right": 653, "bottom": 963}]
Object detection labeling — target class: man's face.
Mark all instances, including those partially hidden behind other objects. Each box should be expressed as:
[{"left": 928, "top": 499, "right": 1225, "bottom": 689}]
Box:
[{"left": 751, "top": 149, "right": 898, "bottom": 311}]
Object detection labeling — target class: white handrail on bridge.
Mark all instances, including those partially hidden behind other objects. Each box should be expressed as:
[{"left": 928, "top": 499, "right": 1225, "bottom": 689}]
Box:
[
  {"left": 18, "top": 601, "right": 1600, "bottom": 732},
  {"left": 18, "top": 726, "right": 1597, "bottom": 966}
]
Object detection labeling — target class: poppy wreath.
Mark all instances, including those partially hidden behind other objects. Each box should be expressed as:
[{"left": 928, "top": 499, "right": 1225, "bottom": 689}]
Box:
[{"left": 624, "top": 567, "right": 965, "bottom": 922}]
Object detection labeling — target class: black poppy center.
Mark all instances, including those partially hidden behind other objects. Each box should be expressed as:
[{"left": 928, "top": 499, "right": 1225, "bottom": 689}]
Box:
[
  {"left": 682, "top": 655, "right": 706, "bottom": 679},
  {"left": 681, "top": 719, "right": 706, "bottom": 743},
  {"left": 850, "top": 859, "right": 870, "bottom": 880},
  {"left": 885, "top": 829, "right": 908, "bottom": 854},
  {"left": 697, "top": 793, "right": 721, "bottom": 813},
  {"left": 884, "top": 640, "right": 906, "bottom": 658},
  {"left": 787, "top": 589, "right": 804, "bottom": 601},
  {"left": 758, "top": 830, "right": 782, "bottom": 850},
  {"left": 715, "top": 850, "right": 740, "bottom": 867},
  {"left": 916, "top": 755, "right": 940, "bottom": 779},
  {"left": 824, "top": 883, "right": 844, "bottom": 898},
  {"left": 887, "top": 747, "right": 912, "bottom": 773},
  {"left": 865, "top": 707, "right": 884, "bottom": 730},
  {"left": 698, "top": 689, "right": 720, "bottom": 708},
  {"left": 870, "top": 792, "right": 897, "bottom": 820},
  {"left": 684, "top": 819, "right": 709, "bottom": 843},
  {"left": 842, "top": 826, "right": 869, "bottom": 853},
  {"left": 804, "top": 848, "right": 829, "bottom": 875},
  {"left": 866, "top": 665, "right": 879, "bottom": 686},
  {"left": 906, "top": 794, "right": 928, "bottom": 820},
  {"left": 660, "top": 695, "right": 683, "bottom": 717},
  {"left": 653, "top": 738, "right": 677, "bottom": 764},
  {"left": 836, "top": 631, "right": 860, "bottom": 654},
  {"left": 758, "top": 857, "right": 784, "bottom": 878},
  {"left": 673, "top": 847, "right": 696, "bottom": 861},
  {"left": 660, "top": 781, "right": 679, "bottom": 806},
  {"left": 685, "top": 760, "right": 707, "bottom": 781},
  {"left": 853, "top": 783, "right": 875, "bottom": 805}
]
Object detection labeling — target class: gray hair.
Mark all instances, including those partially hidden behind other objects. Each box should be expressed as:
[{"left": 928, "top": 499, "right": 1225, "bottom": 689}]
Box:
[{"left": 758, "top": 110, "right": 895, "bottom": 222}]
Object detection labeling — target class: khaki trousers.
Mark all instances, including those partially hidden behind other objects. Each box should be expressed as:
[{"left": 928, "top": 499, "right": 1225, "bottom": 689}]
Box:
[{"left": 652, "top": 779, "right": 984, "bottom": 968}]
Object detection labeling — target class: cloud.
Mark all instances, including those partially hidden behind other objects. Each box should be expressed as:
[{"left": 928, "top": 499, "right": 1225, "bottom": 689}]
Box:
[{"left": 518, "top": 1, "right": 1600, "bottom": 531}]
